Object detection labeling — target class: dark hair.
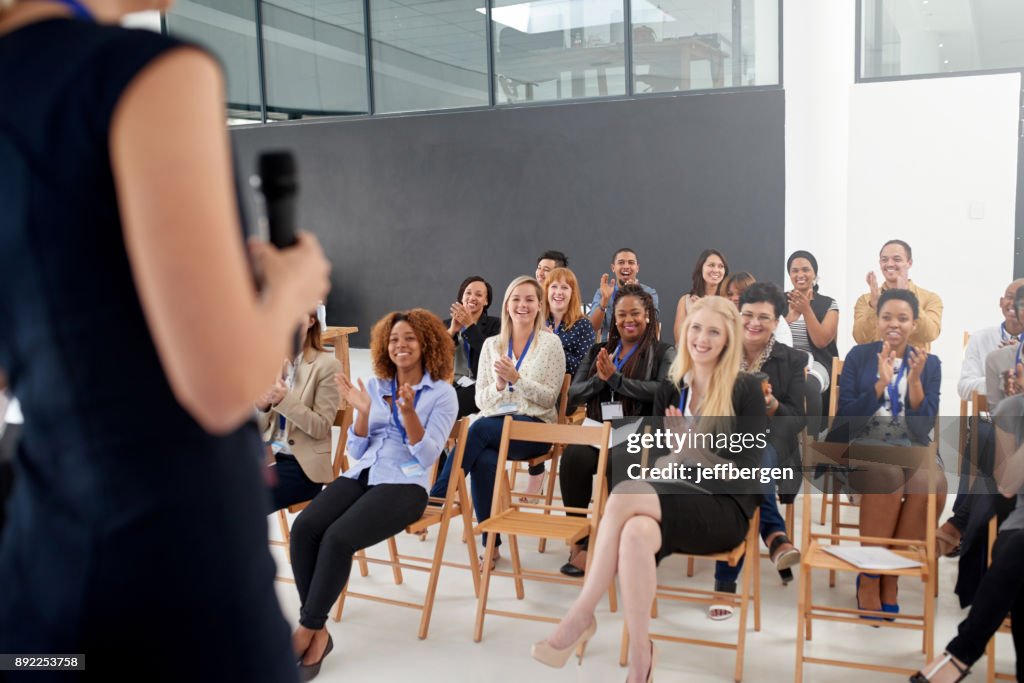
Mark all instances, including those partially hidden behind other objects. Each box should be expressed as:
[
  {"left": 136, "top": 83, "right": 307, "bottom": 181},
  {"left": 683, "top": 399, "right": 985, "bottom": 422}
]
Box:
[
  {"left": 739, "top": 281, "right": 788, "bottom": 318},
  {"left": 456, "top": 275, "right": 493, "bottom": 314},
  {"left": 1015, "top": 286, "right": 1024, "bottom": 313},
  {"left": 877, "top": 288, "right": 919, "bottom": 319},
  {"left": 689, "top": 249, "right": 729, "bottom": 297},
  {"left": 723, "top": 271, "right": 756, "bottom": 300},
  {"left": 537, "top": 250, "right": 568, "bottom": 268},
  {"left": 786, "top": 250, "right": 820, "bottom": 294},
  {"left": 880, "top": 239, "right": 912, "bottom": 261},
  {"left": 612, "top": 247, "right": 637, "bottom": 262},
  {"left": 588, "top": 283, "right": 659, "bottom": 417}
]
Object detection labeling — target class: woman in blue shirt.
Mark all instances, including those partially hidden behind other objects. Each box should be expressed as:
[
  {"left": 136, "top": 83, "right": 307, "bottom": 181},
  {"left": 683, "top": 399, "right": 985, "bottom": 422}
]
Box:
[
  {"left": 289, "top": 309, "right": 458, "bottom": 679},
  {"left": 832, "top": 289, "right": 944, "bottom": 620}
]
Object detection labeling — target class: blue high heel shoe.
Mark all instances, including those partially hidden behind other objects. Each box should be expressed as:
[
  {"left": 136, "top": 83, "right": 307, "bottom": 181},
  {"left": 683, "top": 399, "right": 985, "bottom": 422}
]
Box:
[
  {"left": 856, "top": 573, "right": 883, "bottom": 625},
  {"left": 881, "top": 602, "right": 899, "bottom": 622}
]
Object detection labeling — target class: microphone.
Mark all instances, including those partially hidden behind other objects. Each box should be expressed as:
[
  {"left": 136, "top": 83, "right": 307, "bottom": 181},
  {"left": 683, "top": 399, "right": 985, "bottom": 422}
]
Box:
[
  {"left": 255, "top": 151, "right": 298, "bottom": 249},
  {"left": 252, "top": 151, "right": 301, "bottom": 356}
]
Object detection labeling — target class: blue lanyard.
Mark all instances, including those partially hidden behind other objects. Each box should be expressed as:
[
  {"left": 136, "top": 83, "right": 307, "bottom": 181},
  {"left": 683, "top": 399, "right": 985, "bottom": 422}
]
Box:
[
  {"left": 677, "top": 385, "right": 689, "bottom": 413},
  {"left": 459, "top": 327, "right": 471, "bottom": 364},
  {"left": 887, "top": 350, "right": 910, "bottom": 418},
  {"left": 390, "top": 378, "right": 423, "bottom": 443},
  {"left": 55, "top": 0, "right": 93, "bottom": 20},
  {"left": 612, "top": 342, "right": 638, "bottom": 372},
  {"left": 1002, "top": 323, "right": 1024, "bottom": 344},
  {"left": 506, "top": 332, "right": 534, "bottom": 392},
  {"left": 1016, "top": 340, "right": 1023, "bottom": 370}
]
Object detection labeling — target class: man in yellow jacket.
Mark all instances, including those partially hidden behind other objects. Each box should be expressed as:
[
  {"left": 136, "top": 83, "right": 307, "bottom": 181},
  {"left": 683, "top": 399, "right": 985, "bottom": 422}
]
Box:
[{"left": 853, "top": 239, "right": 943, "bottom": 351}]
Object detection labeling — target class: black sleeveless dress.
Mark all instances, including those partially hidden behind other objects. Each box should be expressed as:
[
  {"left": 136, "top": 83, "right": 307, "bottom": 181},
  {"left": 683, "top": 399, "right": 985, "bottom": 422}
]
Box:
[{"left": 0, "top": 19, "right": 296, "bottom": 681}]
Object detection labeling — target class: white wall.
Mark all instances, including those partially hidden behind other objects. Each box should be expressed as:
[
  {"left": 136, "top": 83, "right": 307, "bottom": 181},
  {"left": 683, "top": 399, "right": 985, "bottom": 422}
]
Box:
[
  {"left": 783, "top": 0, "right": 855, "bottom": 346},
  {"left": 847, "top": 73, "right": 1021, "bottom": 414}
]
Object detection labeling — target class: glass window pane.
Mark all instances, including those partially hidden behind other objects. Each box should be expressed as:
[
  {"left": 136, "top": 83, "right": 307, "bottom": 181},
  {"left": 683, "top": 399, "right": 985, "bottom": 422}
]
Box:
[
  {"left": 861, "top": 0, "right": 1024, "bottom": 79},
  {"left": 630, "top": 0, "right": 778, "bottom": 94},
  {"left": 165, "top": 0, "right": 263, "bottom": 122},
  {"left": 262, "top": 0, "right": 369, "bottom": 119},
  {"left": 492, "top": 0, "right": 627, "bottom": 104},
  {"left": 370, "top": 0, "right": 489, "bottom": 113}
]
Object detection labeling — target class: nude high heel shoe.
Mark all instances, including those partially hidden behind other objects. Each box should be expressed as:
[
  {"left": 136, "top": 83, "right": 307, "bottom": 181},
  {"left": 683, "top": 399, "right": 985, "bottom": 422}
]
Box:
[{"left": 530, "top": 617, "right": 597, "bottom": 668}]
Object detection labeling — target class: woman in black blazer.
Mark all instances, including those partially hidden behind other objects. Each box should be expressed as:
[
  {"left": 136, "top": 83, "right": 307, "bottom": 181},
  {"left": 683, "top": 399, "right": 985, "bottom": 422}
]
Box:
[
  {"left": 532, "top": 296, "right": 767, "bottom": 682},
  {"left": 557, "top": 284, "right": 676, "bottom": 577},
  {"left": 445, "top": 275, "right": 501, "bottom": 417}
]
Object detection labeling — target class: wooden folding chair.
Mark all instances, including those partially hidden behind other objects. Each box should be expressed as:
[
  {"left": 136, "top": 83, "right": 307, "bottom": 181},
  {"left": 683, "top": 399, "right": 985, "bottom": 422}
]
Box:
[
  {"left": 473, "top": 417, "right": 614, "bottom": 642},
  {"left": 509, "top": 374, "right": 572, "bottom": 553},
  {"left": 794, "top": 432, "right": 940, "bottom": 681},
  {"left": 332, "top": 418, "right": 481, "bottom": 639},
  {"left": 985, "top": 514, "right": 1016, "bottom": 682},
  {"left": 959, "top": 331, "right": 972, "bottom": 472},
  {"left": 271, "top": 404, "right": 354, "bottom": 572},
  {"left": 622, "top": 509, "right": 762, "bottom": 682}
]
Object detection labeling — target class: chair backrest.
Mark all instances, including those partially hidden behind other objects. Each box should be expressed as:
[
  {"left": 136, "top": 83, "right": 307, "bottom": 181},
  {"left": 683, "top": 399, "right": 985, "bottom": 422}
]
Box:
[
  {"left": 491, "top": 417, "right": 612, "bottom": 519},
  {"left": 556, "top": 373, "right": 571, "bottom": 425},
  {"left": 433, "top": 417, "right": 470, "bottom": 504},
  {"left": 827, "top": 357, "right": 843, "bottom": 426}
]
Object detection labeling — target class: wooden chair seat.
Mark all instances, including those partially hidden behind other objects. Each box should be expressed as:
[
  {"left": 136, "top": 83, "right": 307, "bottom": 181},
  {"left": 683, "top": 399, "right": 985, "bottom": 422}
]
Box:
[{"left": 475, "top": 509, "right": 592, "bottom": 545}]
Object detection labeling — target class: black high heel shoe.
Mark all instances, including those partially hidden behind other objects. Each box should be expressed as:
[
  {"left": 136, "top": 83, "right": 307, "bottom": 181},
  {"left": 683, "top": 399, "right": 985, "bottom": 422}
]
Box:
[
  {"left": 909, "top": 652, "right": 970, "bottom": 682},
  {"left": 299, "top": 632, "right": 334, "bottom": 682}
]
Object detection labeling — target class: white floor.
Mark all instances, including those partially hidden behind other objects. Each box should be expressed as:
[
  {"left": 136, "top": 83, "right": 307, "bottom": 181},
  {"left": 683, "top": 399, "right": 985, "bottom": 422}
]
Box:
[{"left": 267, "top": 349, "right": 1015, "bottom": 682}]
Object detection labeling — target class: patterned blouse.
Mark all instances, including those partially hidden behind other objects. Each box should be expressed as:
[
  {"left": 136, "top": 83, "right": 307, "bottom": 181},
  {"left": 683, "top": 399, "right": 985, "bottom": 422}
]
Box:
[
  {"left": 549, "top": 315, "right": 596, "bottom": 376},
  {"left": 475, "top": 330, "right": 566, "bottom": 423}
]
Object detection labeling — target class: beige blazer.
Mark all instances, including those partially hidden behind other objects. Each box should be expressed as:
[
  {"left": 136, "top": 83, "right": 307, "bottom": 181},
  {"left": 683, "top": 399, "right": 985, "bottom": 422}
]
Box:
[{"left": 258, "top": 350, "right": 342, "bottom": 484}]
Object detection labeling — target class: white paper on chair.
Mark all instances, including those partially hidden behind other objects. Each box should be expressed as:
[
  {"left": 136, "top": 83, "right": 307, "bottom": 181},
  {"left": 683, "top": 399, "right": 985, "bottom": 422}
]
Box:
[
  {"left": 822, "top": 546, "right": 922, "bottom": 570},
  {"left": 581, "top": 417, "right": 643, "bottom": 449}
]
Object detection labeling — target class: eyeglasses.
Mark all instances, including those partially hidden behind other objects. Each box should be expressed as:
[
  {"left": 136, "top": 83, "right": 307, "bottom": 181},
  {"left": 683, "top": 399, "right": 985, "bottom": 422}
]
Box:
[{"left": 740, "top": 312, "right": 775, "bottom": 324}]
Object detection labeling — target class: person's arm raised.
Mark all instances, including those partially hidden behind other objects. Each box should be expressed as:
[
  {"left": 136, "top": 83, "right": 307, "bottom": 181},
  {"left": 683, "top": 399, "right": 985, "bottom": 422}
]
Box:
[{"left": 110, "top": 48, "right": 329, "bottom": 434}]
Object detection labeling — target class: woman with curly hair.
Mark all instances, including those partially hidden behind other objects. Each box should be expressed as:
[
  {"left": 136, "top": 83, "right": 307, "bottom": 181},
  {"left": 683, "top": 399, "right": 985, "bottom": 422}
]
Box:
[{"left": 288, "top": 309, "right": 458, "bottom": 679}]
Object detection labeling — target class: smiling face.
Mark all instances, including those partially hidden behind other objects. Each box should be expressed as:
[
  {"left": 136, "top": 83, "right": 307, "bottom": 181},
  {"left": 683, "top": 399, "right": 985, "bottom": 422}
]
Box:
[
  {"left": 611, "top": 250, "right": 639, "bottom": 283},
  {"left": 788, "top": 257, "right": 815, "bottom": 292},
  {"left": 702, "top": 254, "right": 726, "bottom": 290},
  {"left": 535, "top": 259, "right": 558, "bottom": 285},
  {"left": 876, "top": 299, "right": 917, "bottom": 352},
  {"left": 740, "top": 301, "right": 778, "bottom": 349},
  {"left": 614, "top": 295, "right": 648, "bottom": 344},
  {"left": 388, "top": 320, "right": 423, "bottom": 373},
  {"left": 547, "top": 277, "right": 572, "bottom": 317},
  {"left": 461, "top": 280, "right": 488, "bottom": 317},
  {"left": 879, "top": 243, "right": 911, "bottom": 286},
  {"left": 507, "top": 283, "right": 540, "bottom": 327},
  {"left": 686, "top": 308, "right": 729, "bottom": 368},
  {"left": 727, "top": 281, "right": 747, "bottom": 307},
  {"left": 1000, "top": 282, "right": 1023, "bottom": 327}
]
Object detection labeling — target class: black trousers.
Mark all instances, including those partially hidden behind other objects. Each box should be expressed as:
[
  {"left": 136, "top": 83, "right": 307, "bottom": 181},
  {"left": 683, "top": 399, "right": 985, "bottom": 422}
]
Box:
[
  {"left": 559, "top": 444, "right": 612, "bottom": 522},
  {"left": 947, "top": 528, "right": 1024, "bottom": 678},
  {"left": 290, "top": 471, "right": 427, "bottom": 629},
  {"left": 267, "top": 453, "right": 322, "bottom": 513},
  {"left": 0, "top": 423, "right": 19, "bottom": 538}
]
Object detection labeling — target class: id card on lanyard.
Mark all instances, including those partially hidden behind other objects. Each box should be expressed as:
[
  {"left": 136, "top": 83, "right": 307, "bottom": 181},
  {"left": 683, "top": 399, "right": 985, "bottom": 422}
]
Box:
[
  {"left": 886, "top": 351, "right": 910, "bottom": 421},
  {"left": 601, "top": 342, "right": 638, "bottom": 421},
  {"left": 391, "top": 378, "right": 426, "bottom": 477}
]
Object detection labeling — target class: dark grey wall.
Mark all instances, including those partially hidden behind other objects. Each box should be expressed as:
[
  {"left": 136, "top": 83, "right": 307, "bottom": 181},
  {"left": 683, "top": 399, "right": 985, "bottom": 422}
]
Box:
[{"left": 232, "top": 90, "right": 785, "bottom": 346}]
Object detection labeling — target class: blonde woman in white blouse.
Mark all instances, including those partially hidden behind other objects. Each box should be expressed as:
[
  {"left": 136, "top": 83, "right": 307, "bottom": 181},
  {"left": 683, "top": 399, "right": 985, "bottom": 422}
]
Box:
[{"left": 429, "top": 276, "right": 566, "bottom": 570}]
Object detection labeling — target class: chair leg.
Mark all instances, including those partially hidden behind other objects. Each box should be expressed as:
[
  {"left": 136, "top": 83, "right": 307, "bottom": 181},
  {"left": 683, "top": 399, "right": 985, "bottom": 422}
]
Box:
[
  {"left": 687, "top": 556, "right": 695, "bottom": 577},
  {"left": 538, "top": 453, "right": 560, "bottom": 554},
  {"left": 794, "top": 563, "right": 808, "bottom": 683},
  {"left": 459, "top": 478, "right": 482, "bottom": 597},
  {"left": 987, "top": 631, "right": 996, "bottom": 683},
  {"left": 619, "top": 616, "right": 631, "bottom": 666},
  {"left": 607, "top": 578, "right": 618, "bottom": 613},
  {"left": 819, "top": 473, "right": 830, "bottom": 525},
  {"left": 754, "top": 545, "right": 762, "bottom": 632},
  {"left": 277, "top": 509, "right": 292, "bottom": 560},
  {"left": 387, "top": 536, "right": 403, "bottom": 585},
  {"left": 333, "top": 581, "right": 349, "bottom": 622},
  {"left": 356, "top": 548, "right": 369, "bottom": 577},
  {"left": 418, "top": 511, "right": 453, "bottom": 640},
  {"left": 509, "top": 533, "right": 525, "bottom": 600},
  {"left": 473, "top": 533, "right": 498, "bottom": 642}
]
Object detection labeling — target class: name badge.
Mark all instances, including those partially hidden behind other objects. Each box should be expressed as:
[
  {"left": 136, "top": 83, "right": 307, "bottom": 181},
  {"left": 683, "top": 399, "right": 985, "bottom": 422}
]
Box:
[
  {"left": 601, "top": 402, "right": 624, "bottom": 421},
  {"left": 270, "top": 440, "right": 286, "bottom": 454},
  {"left": 401, "top": 461, "right": 426, "bottom": 478},
  {"left": 494, "top": 402, "right": 519, "bottom": 416},
  {"left": 456, "top": 376, "right": 476, "bottom": 388}
]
